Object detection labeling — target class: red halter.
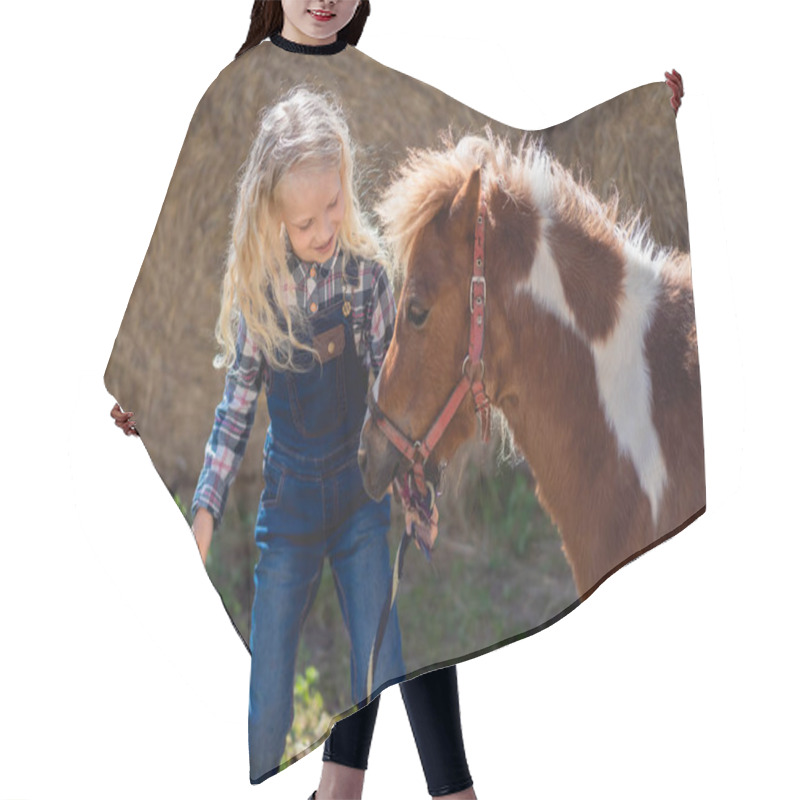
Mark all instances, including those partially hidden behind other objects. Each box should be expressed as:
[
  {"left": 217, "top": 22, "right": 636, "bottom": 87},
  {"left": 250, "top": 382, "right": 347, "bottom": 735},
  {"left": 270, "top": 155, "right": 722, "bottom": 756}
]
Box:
[{"left": 367, "top": 189, "right": 492, "bottom": 495}]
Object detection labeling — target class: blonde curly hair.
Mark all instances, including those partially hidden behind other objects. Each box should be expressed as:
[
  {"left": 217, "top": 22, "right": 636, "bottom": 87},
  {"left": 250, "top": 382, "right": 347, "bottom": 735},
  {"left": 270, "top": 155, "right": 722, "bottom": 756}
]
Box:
[{"left": 215, "top": 86, "right": 382, "bottom": 373}]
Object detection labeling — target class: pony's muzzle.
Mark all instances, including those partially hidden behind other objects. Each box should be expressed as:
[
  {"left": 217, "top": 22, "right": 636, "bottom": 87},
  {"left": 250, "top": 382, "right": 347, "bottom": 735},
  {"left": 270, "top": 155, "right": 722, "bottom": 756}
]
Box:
[{"left": 358, "top": 415, "right": 404, "bottom": 500}]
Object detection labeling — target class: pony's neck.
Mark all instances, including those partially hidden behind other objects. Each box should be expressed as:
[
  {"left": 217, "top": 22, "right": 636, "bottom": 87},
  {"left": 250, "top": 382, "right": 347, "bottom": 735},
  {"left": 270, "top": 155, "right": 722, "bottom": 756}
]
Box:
[
  {"left": 489, "top": 189, "right": 670, "bottom": 536},
  {"left": 492, "top": 292, "right": 605, "bottom": 500}
]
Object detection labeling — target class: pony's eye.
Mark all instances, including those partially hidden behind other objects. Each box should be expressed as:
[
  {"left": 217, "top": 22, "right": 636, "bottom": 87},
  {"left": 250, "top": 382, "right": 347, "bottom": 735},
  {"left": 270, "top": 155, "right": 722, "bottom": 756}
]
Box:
[{"left": 407, "top": 303, "right": 429, "bottom": 328}]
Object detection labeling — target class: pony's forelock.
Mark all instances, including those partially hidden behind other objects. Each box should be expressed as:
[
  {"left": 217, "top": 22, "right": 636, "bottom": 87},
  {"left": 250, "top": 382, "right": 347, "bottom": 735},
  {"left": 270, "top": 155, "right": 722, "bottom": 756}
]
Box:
[{"left": 378, "top": 131, "right": 549, "bottom": 284}]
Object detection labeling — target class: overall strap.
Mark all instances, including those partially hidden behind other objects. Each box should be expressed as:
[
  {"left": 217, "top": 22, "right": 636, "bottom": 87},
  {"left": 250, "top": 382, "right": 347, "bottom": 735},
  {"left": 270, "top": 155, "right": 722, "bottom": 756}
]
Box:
[
  {"left": 342, "top": 255, "right": 359, "bottom": 317},
  {"left": 344, "top": 255, "right": 360, "bottom": 287}
]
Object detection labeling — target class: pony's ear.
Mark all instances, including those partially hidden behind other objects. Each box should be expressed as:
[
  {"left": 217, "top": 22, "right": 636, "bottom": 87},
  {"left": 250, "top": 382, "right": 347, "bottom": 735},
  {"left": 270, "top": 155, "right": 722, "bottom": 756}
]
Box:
[{"left": 448, "top": 167, "right": 481, "bottom": 236}]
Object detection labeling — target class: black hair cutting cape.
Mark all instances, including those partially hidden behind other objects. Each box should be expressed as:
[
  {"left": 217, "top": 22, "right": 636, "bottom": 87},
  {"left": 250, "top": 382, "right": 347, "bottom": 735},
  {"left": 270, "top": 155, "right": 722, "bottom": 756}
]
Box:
[{"left": 105, "top": 38, "right": 705, "bottom": 778}]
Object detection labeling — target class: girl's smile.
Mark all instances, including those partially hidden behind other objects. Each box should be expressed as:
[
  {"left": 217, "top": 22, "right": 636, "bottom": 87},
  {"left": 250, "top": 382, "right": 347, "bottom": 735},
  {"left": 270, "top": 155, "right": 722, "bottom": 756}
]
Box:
[
  {"left": 314, "top": 233, "right": 336, "bottom": 255},
  {"left": 308, "top": 8, "right": 334, "bottom": 22},
  {"left": 278, "top": 167, "right": 344, "bottom": 264},
  {"left": 281, "top": 1, "right": 360, "bottom": 46}
]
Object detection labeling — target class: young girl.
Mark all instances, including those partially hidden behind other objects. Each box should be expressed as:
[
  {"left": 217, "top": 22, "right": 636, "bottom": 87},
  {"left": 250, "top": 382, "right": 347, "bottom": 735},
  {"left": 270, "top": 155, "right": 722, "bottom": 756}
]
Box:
[
  {"left": 112, "top": 2, "right": 476, "bottom": 797},
  {"left": 189, "top": 84, "right": 411, "bottom": 783}
]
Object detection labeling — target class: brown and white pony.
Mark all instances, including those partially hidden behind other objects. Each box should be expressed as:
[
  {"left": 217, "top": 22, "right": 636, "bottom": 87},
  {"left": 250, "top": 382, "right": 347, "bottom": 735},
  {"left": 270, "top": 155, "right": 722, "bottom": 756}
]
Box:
[{"left": 358, "top": 134, "right": 705, "bottom": 599}]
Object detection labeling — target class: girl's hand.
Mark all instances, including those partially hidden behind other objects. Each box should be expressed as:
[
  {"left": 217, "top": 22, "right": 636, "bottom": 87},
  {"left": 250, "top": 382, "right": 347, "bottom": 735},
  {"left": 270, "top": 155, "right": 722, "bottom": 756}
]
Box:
[
  {"left": 192, "top": 507, "right": 214, "bottom": 566},
  {"left": 110, "top": 402, "right": 139, "bottom": 436}
]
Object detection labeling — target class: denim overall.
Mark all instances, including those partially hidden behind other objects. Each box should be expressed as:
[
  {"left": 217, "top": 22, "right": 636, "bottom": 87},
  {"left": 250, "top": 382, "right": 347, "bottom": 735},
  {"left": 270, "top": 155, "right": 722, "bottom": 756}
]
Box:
[{"left": 248, "top": 258, "right": 405, "bottom": 783}]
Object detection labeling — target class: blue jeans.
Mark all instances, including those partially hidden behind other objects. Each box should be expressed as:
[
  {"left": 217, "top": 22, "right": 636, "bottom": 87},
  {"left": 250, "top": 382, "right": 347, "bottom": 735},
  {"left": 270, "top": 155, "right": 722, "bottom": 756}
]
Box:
[{"left": 249, "top": 435, "right": 405, "bottom": 783}]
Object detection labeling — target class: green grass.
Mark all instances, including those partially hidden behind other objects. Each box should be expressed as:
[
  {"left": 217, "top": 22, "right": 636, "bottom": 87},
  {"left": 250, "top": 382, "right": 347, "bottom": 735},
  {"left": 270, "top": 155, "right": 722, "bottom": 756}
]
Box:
[
  {"left": 391, "top": 459, "right": 575, "bottom": 674},
  {"left": 282, "top": 666, "right": 332, "bottom": 763}
]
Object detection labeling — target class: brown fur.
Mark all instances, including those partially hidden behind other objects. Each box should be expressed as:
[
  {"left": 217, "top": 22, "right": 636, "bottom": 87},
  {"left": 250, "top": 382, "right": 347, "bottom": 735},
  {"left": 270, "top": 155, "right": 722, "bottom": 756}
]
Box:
[
  {"left": 363, "top": 135, "right": 705, "bottom": 597},
  {"left": 547, "top": 216, "right": 625, "bottom": 341},
  {"left": 645, "top": 254, "right": 706, "bottom": 536}
]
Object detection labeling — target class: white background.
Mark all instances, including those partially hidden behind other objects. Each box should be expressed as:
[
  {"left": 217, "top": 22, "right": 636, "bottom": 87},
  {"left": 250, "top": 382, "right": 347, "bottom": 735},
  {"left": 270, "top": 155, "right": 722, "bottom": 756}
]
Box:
[{"left": 2, "top": 1, "right": 797, "bottom": 798}]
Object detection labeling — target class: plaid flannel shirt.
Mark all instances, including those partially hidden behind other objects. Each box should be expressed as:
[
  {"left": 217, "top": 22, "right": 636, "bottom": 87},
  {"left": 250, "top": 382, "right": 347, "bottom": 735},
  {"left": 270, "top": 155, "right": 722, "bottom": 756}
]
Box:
[{"left": 191, "top": 244, "right": 396, "bottom": 525}]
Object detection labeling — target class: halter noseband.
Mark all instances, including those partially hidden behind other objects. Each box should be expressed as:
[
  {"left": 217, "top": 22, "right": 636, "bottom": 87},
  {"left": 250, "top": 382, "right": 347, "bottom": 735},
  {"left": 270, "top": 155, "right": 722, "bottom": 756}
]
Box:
[{"left": 367, "top": 185, "right": 492, "bottom": 495}]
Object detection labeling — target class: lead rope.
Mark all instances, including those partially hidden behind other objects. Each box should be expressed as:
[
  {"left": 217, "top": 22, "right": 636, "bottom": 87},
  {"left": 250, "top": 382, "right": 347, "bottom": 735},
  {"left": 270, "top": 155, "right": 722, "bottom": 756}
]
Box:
[{"left": 365, "top": 472, "right": 438, "bottom": 701}]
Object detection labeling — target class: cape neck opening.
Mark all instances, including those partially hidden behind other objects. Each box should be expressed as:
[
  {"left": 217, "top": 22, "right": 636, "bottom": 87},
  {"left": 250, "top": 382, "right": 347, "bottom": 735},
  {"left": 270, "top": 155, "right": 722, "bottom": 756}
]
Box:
[{"left": 270, "top": 32, "right": 348, "bottom": 55}]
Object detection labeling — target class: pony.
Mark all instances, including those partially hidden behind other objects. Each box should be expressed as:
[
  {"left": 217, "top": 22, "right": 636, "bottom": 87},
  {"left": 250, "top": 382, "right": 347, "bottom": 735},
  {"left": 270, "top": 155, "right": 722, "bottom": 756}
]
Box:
[{"left": 358, "top": 132, "right": 705, "bottom": 598}]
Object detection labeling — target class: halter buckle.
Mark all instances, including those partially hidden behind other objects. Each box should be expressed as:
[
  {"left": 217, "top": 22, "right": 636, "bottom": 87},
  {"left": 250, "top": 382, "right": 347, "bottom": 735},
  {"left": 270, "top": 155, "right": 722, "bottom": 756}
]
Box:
[{"left": 470, "top": 276, "right": 486, "bottom": 314}]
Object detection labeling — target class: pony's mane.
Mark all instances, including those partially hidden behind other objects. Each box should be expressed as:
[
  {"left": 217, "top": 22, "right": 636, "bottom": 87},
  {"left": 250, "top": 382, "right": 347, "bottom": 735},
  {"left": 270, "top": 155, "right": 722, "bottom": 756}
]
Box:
[{"left": 376, "top": 128, "right": 669, "bottom": 287}]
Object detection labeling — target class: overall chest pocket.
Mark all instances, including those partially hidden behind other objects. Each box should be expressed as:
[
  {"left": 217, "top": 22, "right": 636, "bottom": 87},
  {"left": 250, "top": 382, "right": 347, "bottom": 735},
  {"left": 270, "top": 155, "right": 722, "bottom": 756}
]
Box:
[{"left": 286, "top": 322, "right": 348, "bottom": 438}]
